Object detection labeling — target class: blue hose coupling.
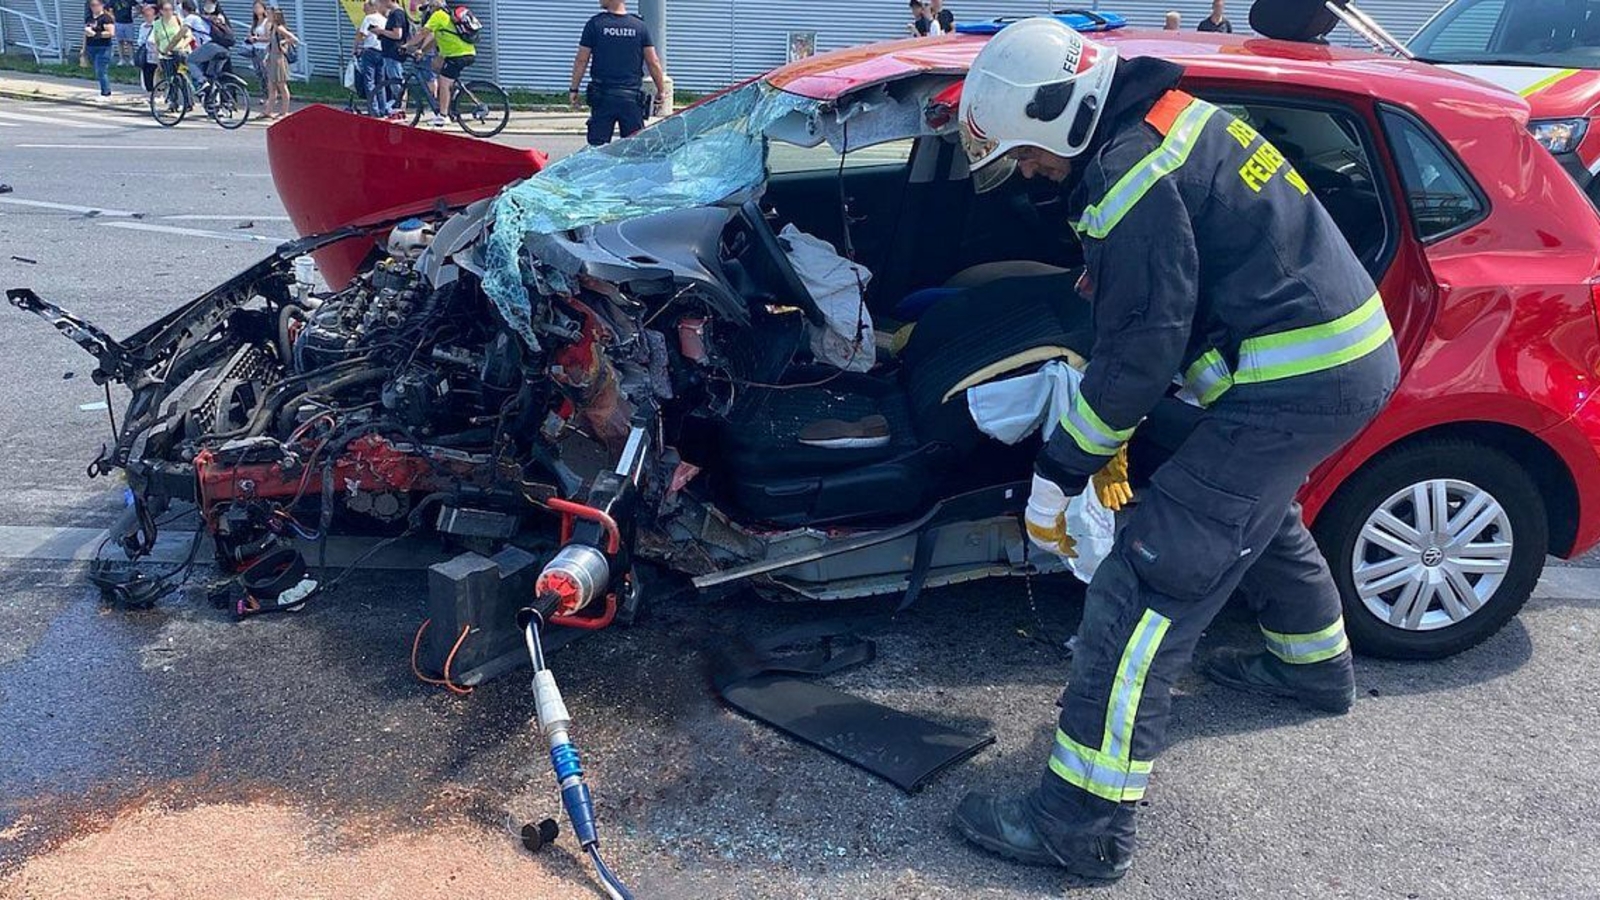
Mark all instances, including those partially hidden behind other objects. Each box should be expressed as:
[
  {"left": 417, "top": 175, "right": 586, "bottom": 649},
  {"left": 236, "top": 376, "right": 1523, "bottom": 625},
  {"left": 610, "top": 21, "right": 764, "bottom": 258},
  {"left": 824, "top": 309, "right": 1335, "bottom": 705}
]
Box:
[
  {"left": 561, "top": 782, "right": 600, "bottom": 847},
  {"left": 551, "top": 742, "right": 585, "bottom": 783}
]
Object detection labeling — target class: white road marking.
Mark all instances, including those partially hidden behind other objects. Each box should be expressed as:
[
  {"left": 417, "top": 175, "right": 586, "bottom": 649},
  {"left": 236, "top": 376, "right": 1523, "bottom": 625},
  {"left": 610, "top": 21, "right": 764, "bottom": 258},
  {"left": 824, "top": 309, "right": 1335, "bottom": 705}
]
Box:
[
  {"left": 164, "top": 214, "right": 292, "bottom": 222},
  {"left": 0, "top": 525, "right": 446, "bottom": 570},
  {"left": 51, "top": 106, "right": 153, "bottom": 125},
  {"left": 0, "top": 109, "right": 120, "bottom": 129},
  {"left": 99, "top": 220, "right": 286, "bottom": 243},
  {"left": 0, "top": 197, "right": 138, "bottom": 217},
  {"left": 13, "top": 143, "right": 207, "bottom": 150}
]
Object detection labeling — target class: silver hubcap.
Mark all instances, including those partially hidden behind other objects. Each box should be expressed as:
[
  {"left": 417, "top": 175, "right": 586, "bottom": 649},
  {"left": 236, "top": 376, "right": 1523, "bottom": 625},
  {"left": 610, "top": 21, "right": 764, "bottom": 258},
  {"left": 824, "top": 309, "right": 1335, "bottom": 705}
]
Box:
[{"left": 1352, "top": 478, "right": 1513, "bottom": 632}]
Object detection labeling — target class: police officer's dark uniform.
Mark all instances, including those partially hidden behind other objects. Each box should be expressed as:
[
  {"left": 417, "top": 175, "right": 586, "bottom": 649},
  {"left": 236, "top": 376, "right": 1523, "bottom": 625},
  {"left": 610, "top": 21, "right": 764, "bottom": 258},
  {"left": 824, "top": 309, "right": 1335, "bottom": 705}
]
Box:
[
  {"left": 575, "top": 8, "right": 654, "bottom": 146},
  {"left": 955, "top": 54, "right": 1401, "bottom": 879}
]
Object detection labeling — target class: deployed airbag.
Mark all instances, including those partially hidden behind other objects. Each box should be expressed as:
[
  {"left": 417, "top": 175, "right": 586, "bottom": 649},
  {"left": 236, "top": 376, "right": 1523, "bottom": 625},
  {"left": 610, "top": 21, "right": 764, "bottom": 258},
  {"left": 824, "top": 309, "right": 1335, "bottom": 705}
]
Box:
[{"left": 780, "top": 224, "right": 875, "bottom": 372}]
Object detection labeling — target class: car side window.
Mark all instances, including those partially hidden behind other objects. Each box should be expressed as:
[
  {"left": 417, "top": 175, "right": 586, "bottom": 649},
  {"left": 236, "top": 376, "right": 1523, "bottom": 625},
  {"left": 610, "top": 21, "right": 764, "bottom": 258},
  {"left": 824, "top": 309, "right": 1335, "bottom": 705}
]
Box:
[
  {"left": 1213, "top": 99, "right": 1392, "bottom": 277},
  {"left": 1413, "top": 0, "right": 1508, "bottom": 56},
  {"left": 767, "top": 139, "right": 914, "bottom": 176},
  {"left": 1379, "top": 108, "right": 1488, "bottom": 242}
]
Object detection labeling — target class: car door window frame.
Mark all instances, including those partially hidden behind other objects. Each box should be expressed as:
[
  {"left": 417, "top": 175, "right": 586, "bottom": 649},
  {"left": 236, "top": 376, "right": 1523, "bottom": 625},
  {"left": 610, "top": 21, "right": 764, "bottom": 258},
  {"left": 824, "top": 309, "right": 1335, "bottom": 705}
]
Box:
[
  {"left": 1195, "top": 90, "right": 1400, "bottom": 282},
  {"left": 1412, "top": 0, "right": 1511, "bottom": 58},
  {"left": 1376, "top": 103, "right": 1492, "bottom": 244}
]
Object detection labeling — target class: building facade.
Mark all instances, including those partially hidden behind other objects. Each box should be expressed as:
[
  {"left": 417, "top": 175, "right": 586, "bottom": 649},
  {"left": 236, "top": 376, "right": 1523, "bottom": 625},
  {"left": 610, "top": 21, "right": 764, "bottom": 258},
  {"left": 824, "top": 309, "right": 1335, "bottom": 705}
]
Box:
[{"left": 2, "top": 0, "right": 1448, "bottom": 93}]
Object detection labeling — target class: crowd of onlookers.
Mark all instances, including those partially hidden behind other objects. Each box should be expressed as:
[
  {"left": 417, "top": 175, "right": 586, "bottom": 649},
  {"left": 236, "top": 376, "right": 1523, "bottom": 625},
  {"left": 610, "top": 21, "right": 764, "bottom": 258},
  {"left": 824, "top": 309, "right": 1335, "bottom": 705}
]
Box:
[
  {"left": 75, "top": 0, "right": 473, "bottom": 126},
  {"left": 906, "top": 0, "right": 955, "bottom": 37},
  {"left": 84, "top": 0, "right": 299, "bottom": 116}
]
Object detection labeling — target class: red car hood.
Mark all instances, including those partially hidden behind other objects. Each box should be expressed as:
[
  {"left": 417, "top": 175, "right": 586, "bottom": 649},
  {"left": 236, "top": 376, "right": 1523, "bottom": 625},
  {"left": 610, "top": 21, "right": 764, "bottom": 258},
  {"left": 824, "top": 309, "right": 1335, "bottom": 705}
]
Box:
[{"left": 266, "top": 105, "right": 546, "bottom": 288}]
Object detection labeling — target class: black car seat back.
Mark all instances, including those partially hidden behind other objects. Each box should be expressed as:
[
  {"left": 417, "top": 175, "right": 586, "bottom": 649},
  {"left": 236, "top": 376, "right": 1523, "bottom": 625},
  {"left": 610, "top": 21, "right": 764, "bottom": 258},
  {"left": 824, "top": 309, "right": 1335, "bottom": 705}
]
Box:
[
  {"left": 715, "top": 269, "right": 1093, "bottom": 526},
  {"left": 901, "top": 271, "right": 1092, "bottom": 453}
]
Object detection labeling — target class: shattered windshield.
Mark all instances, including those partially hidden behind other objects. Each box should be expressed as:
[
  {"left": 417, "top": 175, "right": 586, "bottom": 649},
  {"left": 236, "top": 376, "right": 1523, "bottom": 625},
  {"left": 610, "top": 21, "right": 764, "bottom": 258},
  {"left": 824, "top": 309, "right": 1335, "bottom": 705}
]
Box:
[{"left": 482, "top": 81, "right": 821, "bottom": 346}]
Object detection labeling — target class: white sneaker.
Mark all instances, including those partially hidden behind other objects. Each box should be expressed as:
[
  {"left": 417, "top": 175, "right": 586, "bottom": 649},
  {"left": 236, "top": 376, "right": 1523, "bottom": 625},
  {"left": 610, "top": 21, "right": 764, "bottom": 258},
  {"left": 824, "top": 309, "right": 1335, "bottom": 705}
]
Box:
[{"left": 429, "top": 114, "right": 446, "bottom": 128}]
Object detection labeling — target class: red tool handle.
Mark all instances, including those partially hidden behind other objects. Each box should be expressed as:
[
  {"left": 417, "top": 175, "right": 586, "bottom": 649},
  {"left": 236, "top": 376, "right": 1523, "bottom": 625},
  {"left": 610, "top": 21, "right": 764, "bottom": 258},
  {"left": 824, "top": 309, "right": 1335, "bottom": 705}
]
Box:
[{"left": 547, "top": 497, "right": 621, "bottom": 554}]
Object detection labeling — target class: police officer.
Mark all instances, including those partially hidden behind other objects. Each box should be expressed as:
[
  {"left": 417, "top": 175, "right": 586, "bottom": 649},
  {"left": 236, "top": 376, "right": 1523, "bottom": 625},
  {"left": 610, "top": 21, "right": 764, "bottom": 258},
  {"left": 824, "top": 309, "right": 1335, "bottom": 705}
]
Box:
[
  {"left": 950, "top": 18, "right": 1399, "bottom": 880},
  {"left": 569, "top": 0, "right": 667, "bottom": 146}
]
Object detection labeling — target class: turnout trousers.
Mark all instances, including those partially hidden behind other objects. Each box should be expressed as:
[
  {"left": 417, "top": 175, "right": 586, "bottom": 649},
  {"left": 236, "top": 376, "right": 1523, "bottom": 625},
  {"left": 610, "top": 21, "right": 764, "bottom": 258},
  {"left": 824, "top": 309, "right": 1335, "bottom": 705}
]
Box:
[{"left": 1035, "top": 344, "right": 1398, "bottom": 833}]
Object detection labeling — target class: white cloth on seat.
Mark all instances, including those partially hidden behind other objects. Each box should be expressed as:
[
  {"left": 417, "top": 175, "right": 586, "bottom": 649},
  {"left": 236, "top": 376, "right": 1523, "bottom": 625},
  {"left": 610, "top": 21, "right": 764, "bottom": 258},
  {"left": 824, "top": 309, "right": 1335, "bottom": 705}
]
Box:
[{"left": 965, "top": 360, "right": 1116, "bottom": 583}]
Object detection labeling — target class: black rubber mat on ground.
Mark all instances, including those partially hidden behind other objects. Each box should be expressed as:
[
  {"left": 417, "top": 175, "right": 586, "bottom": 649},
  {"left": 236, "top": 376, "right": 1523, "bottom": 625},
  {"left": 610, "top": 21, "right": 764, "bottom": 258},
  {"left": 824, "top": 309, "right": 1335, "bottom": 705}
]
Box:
[{"left": 710, "top": 622, "right": 995, "bottom": 794}]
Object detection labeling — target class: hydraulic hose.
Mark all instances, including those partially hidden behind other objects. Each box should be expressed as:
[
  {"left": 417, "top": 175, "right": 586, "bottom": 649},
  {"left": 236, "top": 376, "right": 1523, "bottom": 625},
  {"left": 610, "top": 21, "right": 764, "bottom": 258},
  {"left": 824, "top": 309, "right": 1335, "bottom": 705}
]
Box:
[{"left": 523, "top": 616, "right": 634, "bottom": 900}]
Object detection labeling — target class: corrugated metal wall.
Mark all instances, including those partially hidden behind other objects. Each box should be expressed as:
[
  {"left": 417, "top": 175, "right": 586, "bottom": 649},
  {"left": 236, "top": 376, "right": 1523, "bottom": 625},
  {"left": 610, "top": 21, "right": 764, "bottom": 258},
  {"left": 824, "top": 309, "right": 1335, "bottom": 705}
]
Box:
[
  {"left": 493, "top": 0, "right": 592, "bottom": 91},
  {"left": 298, "top": 0, "right": 347, "bottom": 79},
  {"left": 217, "top": 0, "right": 1455, "bottom": 89}
]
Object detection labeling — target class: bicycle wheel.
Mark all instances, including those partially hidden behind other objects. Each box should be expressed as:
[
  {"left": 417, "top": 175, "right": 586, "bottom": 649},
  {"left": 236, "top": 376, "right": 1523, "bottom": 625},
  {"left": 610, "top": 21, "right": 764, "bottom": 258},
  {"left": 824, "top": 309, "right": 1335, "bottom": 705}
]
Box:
[
  {"left": 211, "top": 81, "right": 251, "bottom": 129},
  {"left": 408, "top": 77, "right": 431, "bottom": 127},
  {"left": 451, "top": 80, "right": 509, "bottom": 138},
  {"left": 149, "top": 77, "right": 188, "bottom": 127}
]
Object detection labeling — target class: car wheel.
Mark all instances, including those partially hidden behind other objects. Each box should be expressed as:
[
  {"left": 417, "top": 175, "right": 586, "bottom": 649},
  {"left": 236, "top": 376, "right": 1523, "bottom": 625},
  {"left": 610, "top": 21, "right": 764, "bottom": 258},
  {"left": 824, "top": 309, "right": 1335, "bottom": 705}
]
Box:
[{"left": 1312, "top": 439, "right": 1546, "bottom": 660}]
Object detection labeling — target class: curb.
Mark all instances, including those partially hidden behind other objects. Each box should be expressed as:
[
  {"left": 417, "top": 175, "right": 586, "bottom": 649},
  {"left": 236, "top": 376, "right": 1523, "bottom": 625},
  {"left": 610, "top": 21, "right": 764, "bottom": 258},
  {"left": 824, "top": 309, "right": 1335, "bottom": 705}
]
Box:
[{"left": 0, "top": 83, "right": 590, "bottom": 135}]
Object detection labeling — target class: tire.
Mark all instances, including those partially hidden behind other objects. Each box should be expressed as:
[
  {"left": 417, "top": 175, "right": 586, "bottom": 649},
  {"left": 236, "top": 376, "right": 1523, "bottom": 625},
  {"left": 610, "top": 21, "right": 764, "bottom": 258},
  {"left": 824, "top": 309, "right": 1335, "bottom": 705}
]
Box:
[
  {"left": 1312, "top": 439, "right": 1547, "bottom": 660},
  {"left": 211, "top": 81, "right": 251, "bottom": 129},
  {"left": 150, "top": 77, "right": 188, "bottom": 127},
  {"left": 451, "top": 79, "right": 509, "bottom": 138},
  {"left": 409, "top": 80, "right": 430, "bottom": 127}
]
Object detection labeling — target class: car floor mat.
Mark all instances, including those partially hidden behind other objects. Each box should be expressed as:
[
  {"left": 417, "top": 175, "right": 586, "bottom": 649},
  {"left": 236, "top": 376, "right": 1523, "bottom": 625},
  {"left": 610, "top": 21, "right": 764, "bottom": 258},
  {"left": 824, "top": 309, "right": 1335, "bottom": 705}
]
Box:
[{"left": 709, "top": 620, "right": 995, "bottom": 794}]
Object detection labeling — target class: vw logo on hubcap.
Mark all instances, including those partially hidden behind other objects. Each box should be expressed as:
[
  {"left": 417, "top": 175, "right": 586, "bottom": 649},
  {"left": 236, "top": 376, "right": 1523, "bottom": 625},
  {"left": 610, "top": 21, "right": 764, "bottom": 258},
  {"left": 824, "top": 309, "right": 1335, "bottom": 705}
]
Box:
[{"left": 1421, "top": 546, "right": 1444, "bottom": 567}]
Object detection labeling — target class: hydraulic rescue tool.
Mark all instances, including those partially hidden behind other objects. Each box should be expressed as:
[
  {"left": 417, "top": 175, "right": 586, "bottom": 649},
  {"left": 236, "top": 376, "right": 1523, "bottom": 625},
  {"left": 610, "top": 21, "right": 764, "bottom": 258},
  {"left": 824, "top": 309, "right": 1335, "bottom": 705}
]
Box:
[{"left": 515, "top": 424, "right": 651, "bottom": 899}]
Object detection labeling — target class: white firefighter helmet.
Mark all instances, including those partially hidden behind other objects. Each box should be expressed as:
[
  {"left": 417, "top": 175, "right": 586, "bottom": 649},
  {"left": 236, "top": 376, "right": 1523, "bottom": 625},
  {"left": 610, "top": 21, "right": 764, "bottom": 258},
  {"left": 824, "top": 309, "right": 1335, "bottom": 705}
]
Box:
[{"left": 959, "top": 17, "right": 1118, "bottom": 192}]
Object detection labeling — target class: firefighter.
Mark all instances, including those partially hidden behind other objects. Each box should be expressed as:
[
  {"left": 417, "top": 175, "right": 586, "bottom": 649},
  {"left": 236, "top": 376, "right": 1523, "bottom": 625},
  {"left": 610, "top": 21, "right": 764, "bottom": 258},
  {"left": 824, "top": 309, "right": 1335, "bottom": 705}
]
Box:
[{"left": 951, "top": 18, "right": 1400, "bottom": 880}]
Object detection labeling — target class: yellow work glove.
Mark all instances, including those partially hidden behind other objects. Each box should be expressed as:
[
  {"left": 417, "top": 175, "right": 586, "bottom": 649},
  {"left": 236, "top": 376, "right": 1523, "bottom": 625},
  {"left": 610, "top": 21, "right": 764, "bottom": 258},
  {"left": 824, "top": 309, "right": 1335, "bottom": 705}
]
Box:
[
  {"left": 1091, "top": 445, "right": 1133, "bottom": 512},
  {"left": 1024, "top": 474, "right": 1079, "bottom": 560}
]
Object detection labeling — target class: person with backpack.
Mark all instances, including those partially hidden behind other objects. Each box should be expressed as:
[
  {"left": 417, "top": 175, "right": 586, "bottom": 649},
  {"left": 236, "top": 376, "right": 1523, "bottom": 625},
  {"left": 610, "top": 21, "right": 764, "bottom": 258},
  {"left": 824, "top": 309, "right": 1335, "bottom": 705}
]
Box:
[
  {"left": 569, "top": 0, "right": 666, "bottom": 145},
  {"left": 152, "top": 0, "right": 191, "bottom": 94},
  {"left": 416, "top": 0, "right": 478, "bottom": 127},
  {"left": 183, "top": 0, "right": 234, "bottom": 90}
]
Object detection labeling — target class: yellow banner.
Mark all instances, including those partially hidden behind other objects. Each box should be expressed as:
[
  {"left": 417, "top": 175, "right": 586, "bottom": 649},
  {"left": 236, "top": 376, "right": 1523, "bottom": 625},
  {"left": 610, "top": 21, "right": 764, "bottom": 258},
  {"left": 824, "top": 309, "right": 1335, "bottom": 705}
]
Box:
[{"left": 339, "top": 0, "right": 365, "bottom": 28}]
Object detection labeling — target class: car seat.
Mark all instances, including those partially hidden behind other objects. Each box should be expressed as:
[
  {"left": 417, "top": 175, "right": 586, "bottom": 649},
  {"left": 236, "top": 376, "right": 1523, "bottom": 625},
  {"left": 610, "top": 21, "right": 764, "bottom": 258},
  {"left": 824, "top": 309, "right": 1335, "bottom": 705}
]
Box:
[{"left": 715, "top": 270, "right": 1091, "bottom": 525}]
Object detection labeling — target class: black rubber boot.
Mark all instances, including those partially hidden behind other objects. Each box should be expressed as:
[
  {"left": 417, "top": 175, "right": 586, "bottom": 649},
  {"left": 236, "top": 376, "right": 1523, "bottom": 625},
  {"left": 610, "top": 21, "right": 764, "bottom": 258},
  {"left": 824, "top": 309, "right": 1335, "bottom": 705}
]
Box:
[
  {"left": 954, "top": 791, "right": 1134, "bottom": 881},
  {"left": 954, "top": 792, "right": 1059, "bottom": 867},
  {"left": 1200, "top": 648, "right": 1356, "bottom": 714}
]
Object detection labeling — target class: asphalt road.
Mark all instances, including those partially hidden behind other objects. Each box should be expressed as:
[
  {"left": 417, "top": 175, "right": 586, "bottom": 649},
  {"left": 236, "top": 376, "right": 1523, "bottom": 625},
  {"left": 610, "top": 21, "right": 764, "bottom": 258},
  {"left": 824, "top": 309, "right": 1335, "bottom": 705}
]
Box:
[{"left": 3, "top": 98, "right": 1600, "bottom": 900}]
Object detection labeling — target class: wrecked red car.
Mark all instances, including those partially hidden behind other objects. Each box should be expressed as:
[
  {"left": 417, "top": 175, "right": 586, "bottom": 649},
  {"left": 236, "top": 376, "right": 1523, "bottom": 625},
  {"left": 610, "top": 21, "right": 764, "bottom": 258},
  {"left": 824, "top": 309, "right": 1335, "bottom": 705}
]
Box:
[{"left": 12, "top": 23, "right": 1600, "bottom": 664}]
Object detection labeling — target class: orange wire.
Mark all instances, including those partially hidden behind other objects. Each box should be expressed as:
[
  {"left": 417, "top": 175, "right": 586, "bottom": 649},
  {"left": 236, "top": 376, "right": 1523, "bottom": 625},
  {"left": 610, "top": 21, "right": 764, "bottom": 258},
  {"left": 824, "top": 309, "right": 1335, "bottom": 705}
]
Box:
[{"left": 410, "top": 618, "right": 474, "bottom": 695}]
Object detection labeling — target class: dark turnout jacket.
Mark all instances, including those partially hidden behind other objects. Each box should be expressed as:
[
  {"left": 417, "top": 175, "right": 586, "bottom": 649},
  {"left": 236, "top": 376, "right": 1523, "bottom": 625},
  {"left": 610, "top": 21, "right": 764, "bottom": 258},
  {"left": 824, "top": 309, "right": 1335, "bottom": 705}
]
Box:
[{"left": 1037, "top": 57, "right": 1394, "bottom": 493}]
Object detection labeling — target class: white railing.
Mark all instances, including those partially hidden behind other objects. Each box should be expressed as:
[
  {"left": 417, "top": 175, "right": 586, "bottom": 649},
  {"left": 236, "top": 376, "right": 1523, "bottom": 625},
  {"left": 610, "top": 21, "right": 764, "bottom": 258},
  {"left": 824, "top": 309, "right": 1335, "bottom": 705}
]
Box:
[{"left": 0, "top": 0, "right": 63, "bottom": 63}]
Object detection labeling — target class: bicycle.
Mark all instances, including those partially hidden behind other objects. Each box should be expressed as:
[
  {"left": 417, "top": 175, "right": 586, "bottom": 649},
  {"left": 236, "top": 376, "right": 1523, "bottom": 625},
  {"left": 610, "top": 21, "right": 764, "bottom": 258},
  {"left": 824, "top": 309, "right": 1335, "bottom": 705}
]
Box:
[
  {"left": 349, "top": 56, "right": 509, "bottom": 138},
  {"left": 149, "top": 59, "right": 252, "bottom": 129}
]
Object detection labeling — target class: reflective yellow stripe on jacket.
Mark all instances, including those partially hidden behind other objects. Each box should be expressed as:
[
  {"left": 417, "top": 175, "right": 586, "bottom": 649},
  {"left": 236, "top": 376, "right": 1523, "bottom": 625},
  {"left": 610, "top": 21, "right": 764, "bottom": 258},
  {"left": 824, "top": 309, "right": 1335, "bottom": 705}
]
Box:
[{"left": 1181, "top": 293, "right": 1393, "bottom": 406}]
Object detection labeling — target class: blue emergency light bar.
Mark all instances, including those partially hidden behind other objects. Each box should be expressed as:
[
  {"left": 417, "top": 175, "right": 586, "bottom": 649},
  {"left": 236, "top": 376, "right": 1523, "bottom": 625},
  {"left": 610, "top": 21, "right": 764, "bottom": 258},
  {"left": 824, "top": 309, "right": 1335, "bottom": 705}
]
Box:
[{"left": 955, "top": 10, "right": 1128, "bottom": 35}]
